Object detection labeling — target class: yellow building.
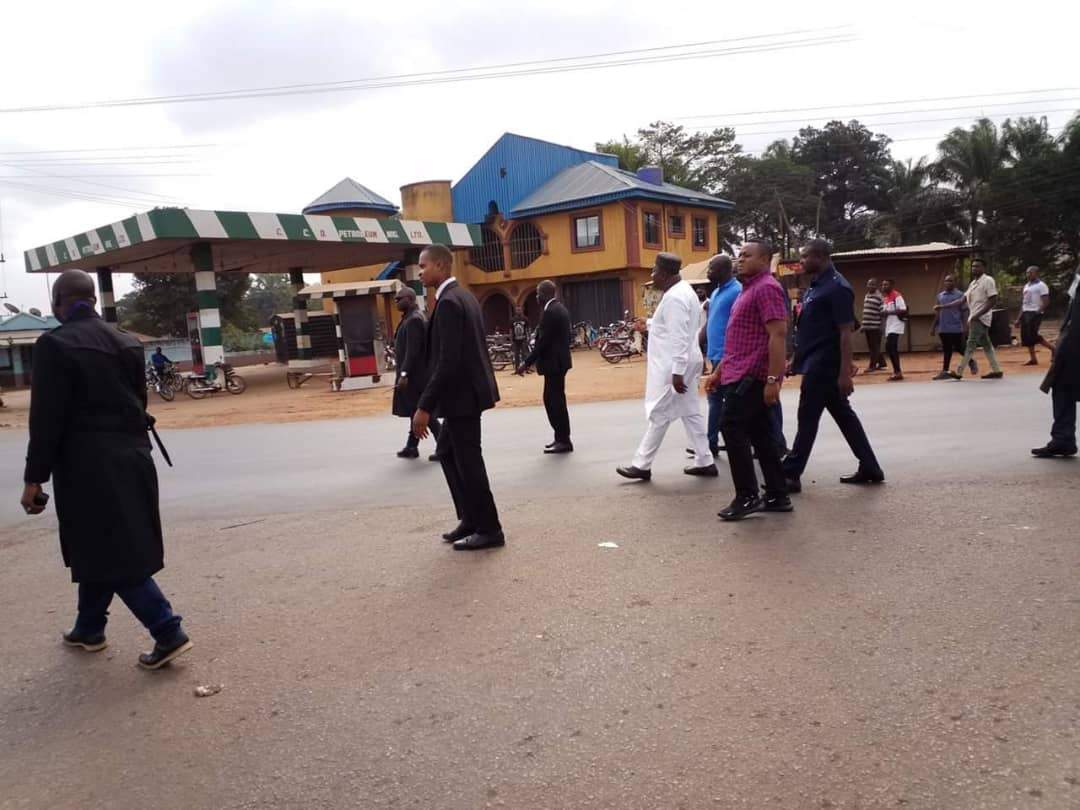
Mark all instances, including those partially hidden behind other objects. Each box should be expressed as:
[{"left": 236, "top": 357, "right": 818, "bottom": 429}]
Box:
[{"left": 318, "top": 134, "right": 734, "bottom": 332}]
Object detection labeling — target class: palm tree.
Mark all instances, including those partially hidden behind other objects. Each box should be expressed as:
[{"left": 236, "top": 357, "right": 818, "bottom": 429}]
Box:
[
  {"left": 871, "top": 158, "right": 964, "bottom": 246},
  {"left": 933, "top": 118, "right": 1008, "bottom": 247}
]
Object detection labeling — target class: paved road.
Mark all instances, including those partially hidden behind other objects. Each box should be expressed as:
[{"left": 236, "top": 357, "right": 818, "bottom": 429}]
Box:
[
  {"left": 0, "top": 376, "right": 1061, "bottom": 528},
  {"left": 1, "top": 377, "right": 1078, "bottom": 809}
]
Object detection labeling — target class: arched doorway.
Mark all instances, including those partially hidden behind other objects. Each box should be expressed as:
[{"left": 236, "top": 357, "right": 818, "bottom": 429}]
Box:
[
  {"left": 522, "top": 289, "right": 542, "bottom": 329},
  {"left": 481, "top": 291, "right": 513, "bottom": 335}
]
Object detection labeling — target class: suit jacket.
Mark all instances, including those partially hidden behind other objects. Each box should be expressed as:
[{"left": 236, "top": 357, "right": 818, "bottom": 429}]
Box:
[
  {"left": 392, "top": 308, "right": 429, "bottom": 417},
  {"left": 1042, "top": 284, "right": 1080, "bottom": 398},
  {"left": 24, "top": 310, "right": 164, "bottom": 584},
  {"left": 418, "top": 281, "right": 500, "bottom": 417},
  {"left": 524, "top": 299, "right": 573, "bottom": 377}
]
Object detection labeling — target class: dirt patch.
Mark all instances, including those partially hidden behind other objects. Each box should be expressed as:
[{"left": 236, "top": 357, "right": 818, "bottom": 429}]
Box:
[{"left": 0, "top": 344, "right": 1051, "bottom": 432}]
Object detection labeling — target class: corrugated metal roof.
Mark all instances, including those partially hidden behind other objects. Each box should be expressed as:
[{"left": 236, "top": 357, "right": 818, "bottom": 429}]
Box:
[
  {"left": 0, "top": 311, "right": 60, "bottom": 331},
  {"left": 297, "top": 279, "right": 402, "bottom": 299},
  {"left": 510, "top": 161, "right": 734, "bottom": 218},
  {"left": 833, "top": 242, "right": 971, "bottom": 259},
  {"left": 302, "top": 178, "right": 399, "bottom": 215},
  {"left": 451, "top": 133, "right": 620, "bottom": 224}
]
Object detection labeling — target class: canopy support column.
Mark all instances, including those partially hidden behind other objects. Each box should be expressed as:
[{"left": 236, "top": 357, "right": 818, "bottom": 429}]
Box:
[
  {"left": 97, "top": 268, "right": 117, "bottom": 323},
  {"left": 289, "top": 268, "right": 313, "bottom": 364},
  {"left": 331, "top": 303, "right": 347, "bottom": 379},
  {"left": 192, "top": 244, "right": 224, "bottom": 367}
]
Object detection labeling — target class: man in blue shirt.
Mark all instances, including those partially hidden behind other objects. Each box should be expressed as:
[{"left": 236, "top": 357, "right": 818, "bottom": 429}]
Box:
[
  {"left": 701, "top": 255, "right": 741, "bottom": 456},
  {"left": 930, "top": 275, "right": 973, "bottom": 380},
  {"left": 782, "top": 239, "right": 884, "bottom": 491}
]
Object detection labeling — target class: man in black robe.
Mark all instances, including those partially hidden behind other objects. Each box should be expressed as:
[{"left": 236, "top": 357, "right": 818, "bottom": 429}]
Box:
[
  {"left": 392, "top": 286, "right": 440, "bottom": 460},
  {"left": 20, "top": 270, "right": 192, "bottom": 670}
]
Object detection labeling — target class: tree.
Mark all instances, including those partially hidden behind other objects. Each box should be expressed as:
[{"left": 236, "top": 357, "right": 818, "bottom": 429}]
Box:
[
  {"left": 869, "top": 158, "right": 964, "bottom": 246},
  {"left": 597, "top": 121, "right": 741, "bottom": 193},
  {"left": 117, "top": 272, "right": 252, "bottom": 336},
  {"left": 933, "top": 118, "right": 1008, "bottom": 249},
  {"left": 790, "top": 121, "right": 894, "bottom": 250},
  {"left": 243, "top": 274, "right": 296, "bottom": 328}
]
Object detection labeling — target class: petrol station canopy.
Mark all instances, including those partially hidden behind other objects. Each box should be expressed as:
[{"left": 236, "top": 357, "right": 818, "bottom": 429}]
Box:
[{"left": 23, "top": 207, "right": 482, "bottom": 276}]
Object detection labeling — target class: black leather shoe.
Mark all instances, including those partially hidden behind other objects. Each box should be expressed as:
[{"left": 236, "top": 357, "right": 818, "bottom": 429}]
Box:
[
  {"left": 784, "top": 476, "right": 802, "bottom": 494},
  {"left": 544, "top": 442, "right": 574, "bottom": 454},
  {"left": 137, "top": 632, "right": 193, "bottom": 670},
  {"left": 62, "top": 629, "right": 107, "bottom": 652},
  {"left": 981, "top": 371, "right": 1004, "bottom": 379},
  {"left": 546, "top": 441, "right": 557, "bottom": 449},
  {"left": 683, "top": 463, "right": 719, "bottom": 477},
  {"left": 453, "top": 531, "right": 506, "bottom": 550},
  {"left": 840, "top": 470, "right": 885, "bottom": 485},
  {"left": 442, "top": 522, "right": 474, "bottom": 543},
  {"left": 396, "top": 447, "right": 420, "bottom": 459},
  {"left": 763, "top": 494, "right": 794, "bottom": 512},
  {"left": 428, "top": 454, "right": 440, "bottom": 462},
  {"left": 616, "top": 465, "right": 652, "bottom": 481},
  {"left": 947, "top": 371, "right": 963, "bottom": 380},
  {"left": 719, "top": 495, "right": 763, "bottom": 521},
  {"left": 1031, "top": 443, "right": 1078, "bottom": 458}
]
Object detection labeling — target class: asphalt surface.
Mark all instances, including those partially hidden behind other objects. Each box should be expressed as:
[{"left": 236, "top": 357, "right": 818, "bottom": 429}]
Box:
[{"left": 1, "top": 377, "right": 1078, "bottom": 809}]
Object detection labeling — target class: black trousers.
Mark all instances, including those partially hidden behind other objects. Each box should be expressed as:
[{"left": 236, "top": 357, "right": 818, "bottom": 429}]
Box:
[
  {"left": 405, "top": 416, "right": 441, "bottom": 449},
  {"left": 512, "top": 340, "right": 528, "bottom": 370},
  {"left": 720, "top": 379, "right": 788, "bottom": 499},
  {"left": 782, "top": 377, "right": 883, "bottom": 479},
  {"left": 437, "top": 414, "right": 501, "bottom": 534},
  {"left": 1051, "top": 385, "right": 1078, "bottom": 448},
  {"left": 940, "top": 332, "right": 964, "bottom": 371},
  {"left": 863, "top": 329, "right": 883, "bottom": 370},
  {"left": 542, "top": 373, "right": 571, "bottom": 443},
  {"left": 885, "top": 333, "right": 902, "bottom": 374}
]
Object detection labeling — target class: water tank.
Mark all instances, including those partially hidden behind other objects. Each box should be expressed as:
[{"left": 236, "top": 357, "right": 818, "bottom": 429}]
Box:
[{"left": 400, "top": 181, "right": 453, "bottom": 221}]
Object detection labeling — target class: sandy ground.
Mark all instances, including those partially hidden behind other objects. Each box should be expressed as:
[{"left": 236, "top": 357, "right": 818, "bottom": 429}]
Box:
[{"left": 0, "top": 344, "right": 1053, "bottom": 433}]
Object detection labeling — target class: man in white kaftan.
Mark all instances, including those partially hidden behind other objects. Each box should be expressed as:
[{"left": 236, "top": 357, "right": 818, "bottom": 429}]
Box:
[{"left": 617, "top": 253, "right": 718, "bottom": 481}]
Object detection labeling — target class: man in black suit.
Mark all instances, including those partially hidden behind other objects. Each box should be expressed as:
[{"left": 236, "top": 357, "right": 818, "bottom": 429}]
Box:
[
  {"left": 392, "top": 286, "right": 440, "bottom": 460},
  {"left": 516, "top": 280, "right": 573, "bottom": 453},
  {"left": 412, "top": 244, "right": 504, "bottom": 550},
  {"left": 1034, "top": 267, "right": 1080, "bottom": 458}
]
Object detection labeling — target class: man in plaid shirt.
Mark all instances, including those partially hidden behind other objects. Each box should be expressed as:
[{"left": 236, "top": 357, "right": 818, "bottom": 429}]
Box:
[{"left": 706, "top": 240, "right": 792, "bottom": 521}]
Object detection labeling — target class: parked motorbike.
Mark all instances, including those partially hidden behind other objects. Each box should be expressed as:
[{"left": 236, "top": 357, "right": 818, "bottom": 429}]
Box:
[
  {"left": 184, "top": 362, "right": 247, "bottom": 399},
  {"left": 145, "top": 365, "right": 176, "bottom": 402}
]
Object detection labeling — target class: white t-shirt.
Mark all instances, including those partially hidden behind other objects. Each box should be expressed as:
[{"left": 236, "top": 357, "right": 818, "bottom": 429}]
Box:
[
  {"left": 884, "top": 293, "right": 907, "bottom": 335},
  {"left": 965, "top": 274, "right": 998, "bottom": 327},
  {"left": 1022, "top": 280, "right": 1049, "bottom": 312}
]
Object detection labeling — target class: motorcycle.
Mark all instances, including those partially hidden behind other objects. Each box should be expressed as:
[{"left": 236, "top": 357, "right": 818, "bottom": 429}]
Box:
[
  {"left": 145, "top": 365, "right": 176, "bottom": 402},
  {"left": 184, "top": 362, "right": 247, "bottom": 399}
]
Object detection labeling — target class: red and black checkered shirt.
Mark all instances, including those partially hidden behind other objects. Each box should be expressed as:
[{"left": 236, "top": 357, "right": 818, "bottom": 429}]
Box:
[{"left": 720, "top": 271, "right": 789, "bottom": 385}]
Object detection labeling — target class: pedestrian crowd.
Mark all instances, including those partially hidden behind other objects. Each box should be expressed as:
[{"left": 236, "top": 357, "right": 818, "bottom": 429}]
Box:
[{"left": 16, "top": 241, "right": 1080, "bottom": 672}]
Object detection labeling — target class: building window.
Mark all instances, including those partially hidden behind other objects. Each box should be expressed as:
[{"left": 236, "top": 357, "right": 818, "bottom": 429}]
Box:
[
  {"left": 668, "top": 214, "right": 685, "bottom": 238},
  {"left": 570, "top": 211, "right": 604, "bottom": 252},
  {"left": 469, "top": 225, "right": 504, "bottom": 272},
  {"left": 692, "top": 216, "right": 708, "bottom": 250},
  {"left": 509, "top": 222, "right": 543, "bottom": 269},
  {"left": 643, "top": 210, "right": 662, "bottom": 247}
]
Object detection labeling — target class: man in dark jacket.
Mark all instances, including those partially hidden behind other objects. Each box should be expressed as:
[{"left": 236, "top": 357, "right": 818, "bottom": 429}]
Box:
[
  {"left": 516, "top": 280, "right": 573, "bottom": 454},
  {"left": 412, "top": 245, "right": 504, "bottom": 550},
  {"left": 20, "top": 270, "right": 192, "bottom": 670},
  {"left": 392, "top": 286, "right": 440, "bottom": 460},
  {"left": 1034, "top": 268, "right": 1080, "bottom": 457}
]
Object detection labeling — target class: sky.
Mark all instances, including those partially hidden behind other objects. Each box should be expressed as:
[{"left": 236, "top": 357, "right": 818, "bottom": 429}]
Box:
[{"left": 1, "top": 0, "right": 1077, "bottom": 312}]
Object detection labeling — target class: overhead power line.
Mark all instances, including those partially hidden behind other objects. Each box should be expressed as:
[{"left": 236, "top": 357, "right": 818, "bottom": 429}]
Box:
[
  {"left": 0, "top": 29, "right": 855, "bottom": 114},
  {"left": 0, "top": 143, "right": 217, "bottom": 156}
]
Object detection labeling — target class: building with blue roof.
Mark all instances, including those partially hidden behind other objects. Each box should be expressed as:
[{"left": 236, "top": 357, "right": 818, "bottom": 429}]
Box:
[{"left": 318, "top": 132, "right": 734, "bottom": 332}]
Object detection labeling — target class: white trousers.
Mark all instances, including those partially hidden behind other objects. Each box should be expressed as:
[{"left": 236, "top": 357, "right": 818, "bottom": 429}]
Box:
[{"left": 632, "top": 412, "right": 713, "bottom": 470}]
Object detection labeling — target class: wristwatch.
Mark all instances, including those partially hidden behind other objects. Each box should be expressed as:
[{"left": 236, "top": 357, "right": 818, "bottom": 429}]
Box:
[{"left": 766, "top": 375, "right": 781, "bottom": 385}]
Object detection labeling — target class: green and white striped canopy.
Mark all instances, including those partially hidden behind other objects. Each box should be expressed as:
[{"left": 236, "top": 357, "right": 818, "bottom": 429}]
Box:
[{"left": 25, "top": 207, "right": 482, "bottom": 274}]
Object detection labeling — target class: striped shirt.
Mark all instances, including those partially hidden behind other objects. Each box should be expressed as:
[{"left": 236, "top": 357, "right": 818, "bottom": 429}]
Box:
[
  {"left": 721, "top": 271, "right": 789, "bottom": 385},
  {"left": 861, "top": 291, "right": 884, "bottom": 331}
]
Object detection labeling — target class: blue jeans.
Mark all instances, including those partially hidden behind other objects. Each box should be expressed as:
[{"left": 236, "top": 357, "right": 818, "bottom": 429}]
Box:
[
  {"left": 75, "top": 577, "right": 183, "bottom": 643},
  {"left": 706, "top": 384, "right": 728, "bottom": 454},
  {"left": 769, "top": 401, "right": 787, "bottom": 454}
]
